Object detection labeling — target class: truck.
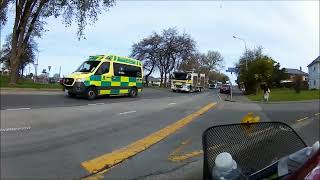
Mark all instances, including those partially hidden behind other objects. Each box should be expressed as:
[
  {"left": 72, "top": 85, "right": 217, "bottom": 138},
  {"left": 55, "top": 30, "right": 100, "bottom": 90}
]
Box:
[
  {"left": 61, "top": 54, "right": 143, "bottom": 99},
  {"left": 171, "top": 71, "right": 205, "bottom": 92}
]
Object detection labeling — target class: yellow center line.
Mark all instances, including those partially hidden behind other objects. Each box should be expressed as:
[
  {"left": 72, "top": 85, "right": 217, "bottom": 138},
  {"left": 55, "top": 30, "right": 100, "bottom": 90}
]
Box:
[
  {"left": 315, "top": 113, "right": 320, "bottom": 116},
  {"left": 81, "top": 102, "right": 217, "bottom": 174},
  {"left": 296, "top": 117, "right": 309, "bottom": 122}
]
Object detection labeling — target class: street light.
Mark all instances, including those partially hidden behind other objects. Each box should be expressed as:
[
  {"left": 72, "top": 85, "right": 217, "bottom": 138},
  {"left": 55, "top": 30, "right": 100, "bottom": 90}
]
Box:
[{"left": 233, "top": 35, "right": 248, "bottom": 70}]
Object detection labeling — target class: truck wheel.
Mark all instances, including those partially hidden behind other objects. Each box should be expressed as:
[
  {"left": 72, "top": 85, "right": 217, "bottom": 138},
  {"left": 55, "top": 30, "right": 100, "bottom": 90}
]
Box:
[
  {"left": 129, "top": 87, "right": 138, "bottom": 97},
  {"left": 86, "top": 87, "right": 97, "bottom": 100},
  {"left": 199, "top": 88, "right": 202, "bottom": 92},
  {"left": 172, "top": 89, "right": 176, "bottom": 92},
  {"left": 68, "top": 92, "right": 77, "bottom": 98}
]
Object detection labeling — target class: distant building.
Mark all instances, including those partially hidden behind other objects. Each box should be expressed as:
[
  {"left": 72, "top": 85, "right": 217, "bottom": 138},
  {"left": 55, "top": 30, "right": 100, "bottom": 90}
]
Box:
[
  {"left": 282, "top": 68, "right": 308, "bottom": 83},
  {"left": 144, "top": 76, "right": 161, "bottom": 86},
  {"left": 307, "top": 56, "right": 320, "bottom": 89}
]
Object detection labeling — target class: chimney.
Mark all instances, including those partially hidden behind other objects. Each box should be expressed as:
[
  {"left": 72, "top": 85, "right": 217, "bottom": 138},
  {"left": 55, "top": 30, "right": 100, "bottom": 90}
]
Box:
[{"left": 300, "top": 66, "right": 302, "bottom": 71}]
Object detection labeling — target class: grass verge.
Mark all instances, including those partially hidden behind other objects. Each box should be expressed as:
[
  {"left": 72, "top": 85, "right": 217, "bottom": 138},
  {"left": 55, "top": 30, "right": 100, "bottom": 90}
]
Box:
[
  {"left": 0, "top": 75, "right": 61, "bottom": 89},
  {"left": 246, "top": 88, "right": 320, "bottom": 102}
]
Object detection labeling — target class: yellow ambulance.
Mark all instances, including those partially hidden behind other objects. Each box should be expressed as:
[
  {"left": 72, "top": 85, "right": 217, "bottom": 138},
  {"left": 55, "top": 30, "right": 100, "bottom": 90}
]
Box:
[{"left": 62, "top": 54, "right": 143, "bottom": 99}]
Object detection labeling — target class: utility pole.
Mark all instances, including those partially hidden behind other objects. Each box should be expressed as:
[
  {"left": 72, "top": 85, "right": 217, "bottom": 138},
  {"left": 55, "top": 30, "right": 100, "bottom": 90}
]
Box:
[
  {"left": 34, "top": 51, "right": 39, "bottom": 82},
  {"left": 58, "top": 66, "right": 61, "bottom": 78},
  {"left": 233, "top": 35, "right": 248, "bottom": 71}
]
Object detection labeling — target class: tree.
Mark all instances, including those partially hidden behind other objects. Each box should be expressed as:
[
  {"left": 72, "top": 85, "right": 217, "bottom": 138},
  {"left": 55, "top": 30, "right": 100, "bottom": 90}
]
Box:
[
  {"left": 131, "top": 28, "right": 196, "bottom": 87},
  {"left": 0, "top": 34, "right": 38, "bottom": 77},
  {"left": 178, "top": 52, "right": 202, "bottom": 72},
  {"left": 236, "top": 47, "right": 275, "bottom": 94},
  {"left": 131, "top": 32, "right": 162, "bottom": 86},
  {"left": 199, "top": 51, "right": 224, "bottom": 74},
  {"left": 1, "top": 0, "right": 115, "bottom": 84},
  {"left": 293, "top": 75, "right": 302, "bottom": 93},
  {"left": 272, "top": 63, "right": 288, "bottom": 87},
  {"left": 178, "top": 50, "right": 224, "bottom": 77},
  {"left": 160, "top": 28, "right": 196, "bottom": 87},
  {"left": 207, "top": 71, "right": 229, "bottom": 83}
]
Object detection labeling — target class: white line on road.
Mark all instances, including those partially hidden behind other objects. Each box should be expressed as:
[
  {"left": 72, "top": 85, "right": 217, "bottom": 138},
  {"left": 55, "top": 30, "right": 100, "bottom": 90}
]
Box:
[
  {"left": 0, "top": 126, "right": 31, "bottom": 132},
  {"left": 88, "top": 103, "right": 105, "bottom": 106},
  {"left": 168, "top": 103, "right": 176, "bottom": 105},
  {"left": 217, "top": 94, "right": 222, "bottom": 101},
  {"left": 5, "top": 108, "right": 31, "bottom": 111},
  {"left": 118, "top": 111, "right": 137, "bottom": 115}
]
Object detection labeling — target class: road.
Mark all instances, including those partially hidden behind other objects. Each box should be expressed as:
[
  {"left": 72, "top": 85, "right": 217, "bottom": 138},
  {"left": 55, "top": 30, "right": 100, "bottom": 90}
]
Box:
[{"left": 1, "top": 88, "right": 319, "bottom": 179}]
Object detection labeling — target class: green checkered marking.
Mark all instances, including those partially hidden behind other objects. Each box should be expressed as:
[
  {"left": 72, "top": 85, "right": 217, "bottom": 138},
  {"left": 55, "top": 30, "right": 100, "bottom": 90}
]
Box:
[
  {"left": 112, "top": 76, "right": 121, "bottom": 81},
  {"left": 137, "top": 82, "right": 142, "bottom": 87},
  {"left": 84, "top": 81, "right": 90, "bottom": 86},
  {"left": 111, "top": 89, "right": 120, "bottom": 94},
  {"left": 90, "top": 75, "right": 101, "bottom": 81},
  {"left": 121, "top": 82, "right": 129, "bottom": 87},
  {"left": 129, "top": 77, "right": 136, "bottom": 82},
  {"left": 101, "top": 81, "right": 111, "bottom": 86}
]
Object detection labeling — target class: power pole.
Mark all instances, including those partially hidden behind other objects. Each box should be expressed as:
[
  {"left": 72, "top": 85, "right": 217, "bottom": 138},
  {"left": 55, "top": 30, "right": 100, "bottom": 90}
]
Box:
[
  {"left": 34, "top": 51, "right": 39, "bottom": 82},
  {"left": 58, "top": 66, "right": 61, "bottom": 78}
]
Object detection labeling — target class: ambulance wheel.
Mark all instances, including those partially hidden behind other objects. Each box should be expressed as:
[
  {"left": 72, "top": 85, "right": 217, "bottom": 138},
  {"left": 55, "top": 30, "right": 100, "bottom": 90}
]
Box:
[
  {"left": 129, "top": 87, "right": 138, "bottom": 97},
  {"left": 86, "top": 87, "right": 97, "bottom": 100},
  {"left": 68, "top": 92, "right": 77, "bottom": 98}
]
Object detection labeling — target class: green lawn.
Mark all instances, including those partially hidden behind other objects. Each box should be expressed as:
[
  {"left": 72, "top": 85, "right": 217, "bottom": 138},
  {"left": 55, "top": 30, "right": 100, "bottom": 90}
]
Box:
[
  {"left": 246, "top": 88, "right": 320, "bottom": 102},
  {"left": 0, "top": 75, "right": 62, "bottom": 89}
]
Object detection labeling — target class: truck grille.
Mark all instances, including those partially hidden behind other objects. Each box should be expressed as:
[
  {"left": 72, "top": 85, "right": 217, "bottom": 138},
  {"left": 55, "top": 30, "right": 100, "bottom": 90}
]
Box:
[{"left": 64, "top": 78, "right": 74, "bottom": 86}]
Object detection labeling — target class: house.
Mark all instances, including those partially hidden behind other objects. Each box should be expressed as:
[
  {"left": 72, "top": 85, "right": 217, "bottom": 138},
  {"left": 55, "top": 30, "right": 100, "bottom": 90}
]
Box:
[
  {"left": 282, "top": 68, "right": 308, "bottom": 83},
  {"left": 307, "top": 56, "right": 320, "bottom": 89}
]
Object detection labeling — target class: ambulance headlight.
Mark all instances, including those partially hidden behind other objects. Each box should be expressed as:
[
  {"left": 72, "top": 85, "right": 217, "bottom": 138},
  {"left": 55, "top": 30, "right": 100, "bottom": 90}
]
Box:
[{"left": 75, "top": 78, "right": 86, "bottom": 82}]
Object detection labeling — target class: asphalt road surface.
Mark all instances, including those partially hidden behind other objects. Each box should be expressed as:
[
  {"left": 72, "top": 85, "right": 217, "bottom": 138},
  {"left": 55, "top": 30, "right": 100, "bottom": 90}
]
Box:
[
  {"left": 0, "top": 88, "right": 198, "bottom": 110},
  {"left": 1, "top": 88, "right": 319, "bottom": 179}
]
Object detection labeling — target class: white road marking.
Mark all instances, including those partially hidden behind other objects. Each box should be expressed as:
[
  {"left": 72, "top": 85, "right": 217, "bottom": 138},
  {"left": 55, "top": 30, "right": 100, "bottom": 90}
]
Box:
[
  {"left": 0, "top": 126, "right": 31, "bottom": 132},
  {"left": 6, "top": 108, "right": 31, "bottom": 111},
  {"left": 88, "top": 103, "right": 105, "bottom": 106},
  {"left": 217, "top": 94, "right": 222, "bottom": 101},
  {"left": 168, "top": 103, "right": 176, "bottom": 105},
  {"left": 119, "top": 111, "right": 137, "bottom": 115}
]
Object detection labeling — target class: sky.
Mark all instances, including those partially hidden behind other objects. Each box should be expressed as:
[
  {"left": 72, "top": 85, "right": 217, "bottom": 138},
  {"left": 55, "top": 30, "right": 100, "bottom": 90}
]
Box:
[{"left": 1, "top": 1, "right": 319, "bottom": 83}]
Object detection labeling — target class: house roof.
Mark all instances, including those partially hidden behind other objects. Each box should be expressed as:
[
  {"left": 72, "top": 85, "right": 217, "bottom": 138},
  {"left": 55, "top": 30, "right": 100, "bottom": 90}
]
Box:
[
  {"left": 284, "top": 68, "right": 308, "bottom": 75},
  {"left": 307, "top": 56, "right": 320, "bottom": 67}
]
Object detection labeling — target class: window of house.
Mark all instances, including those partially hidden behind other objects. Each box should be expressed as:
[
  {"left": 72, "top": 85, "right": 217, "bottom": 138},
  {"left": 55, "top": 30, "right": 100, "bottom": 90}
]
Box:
[
  {"left": 314, "top": 80, "right": 316, "bottom": 86},
  {"left": 314, "top": 66, "right": 316, "bottom": 72}
]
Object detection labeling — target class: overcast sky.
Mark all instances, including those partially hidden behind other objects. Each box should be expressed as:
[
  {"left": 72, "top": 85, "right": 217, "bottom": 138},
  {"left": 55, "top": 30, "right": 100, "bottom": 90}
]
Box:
[{"left": 1, "top": 1, "right": 319, "bottom": 82}]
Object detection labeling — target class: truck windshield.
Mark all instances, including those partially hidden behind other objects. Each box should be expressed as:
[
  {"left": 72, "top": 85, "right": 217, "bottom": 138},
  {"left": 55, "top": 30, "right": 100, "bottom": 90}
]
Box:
[
  {"left": 75, "top": 61, "right": 100, "bottom": 73},
  {"left": 173, "top": 73, "right": 188, "bottom": 80}
]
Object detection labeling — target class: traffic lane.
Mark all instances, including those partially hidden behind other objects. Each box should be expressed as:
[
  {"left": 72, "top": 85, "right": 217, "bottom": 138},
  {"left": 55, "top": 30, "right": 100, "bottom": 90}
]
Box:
[
  {"left": 107, "top": 101, "right": 319, "bottom": 179},
  {"left": 0, "top": 88, "right": 200, "bottom": 110},
  {"left": 1, "top": 92, "right": 216, "bottom": 179},
  {"left": 260, "top": 101, "right": 320, "bottom": 145},
  {"left": 1, "top": 91, "right": 213, "bottom": 148},
  {"left": 104, "top": 100, "right": 271, "bottom": 180},
  {"left": 260, "top": 101, "right": 319, "bottom": 124}
]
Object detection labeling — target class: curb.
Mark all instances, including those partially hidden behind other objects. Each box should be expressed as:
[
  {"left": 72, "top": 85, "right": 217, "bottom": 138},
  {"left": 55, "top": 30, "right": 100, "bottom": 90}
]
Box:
[{"left": 249, "top": 99, "right": 320, "bottom": 104}]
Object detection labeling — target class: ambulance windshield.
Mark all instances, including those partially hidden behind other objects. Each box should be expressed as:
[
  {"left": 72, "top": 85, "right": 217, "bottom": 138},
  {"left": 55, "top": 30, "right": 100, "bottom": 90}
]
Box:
[
  {"left": 75, "top": 61, "right": 100, "bottom": 73},
  {"left": 173, "top": 72, "right": 188, "bottom": 80}
]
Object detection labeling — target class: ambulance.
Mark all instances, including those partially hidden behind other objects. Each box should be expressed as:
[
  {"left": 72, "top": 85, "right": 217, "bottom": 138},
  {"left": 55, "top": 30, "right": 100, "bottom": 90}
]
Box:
[{"left": 62, "top": 54, "right": 143, "bottom": 99}]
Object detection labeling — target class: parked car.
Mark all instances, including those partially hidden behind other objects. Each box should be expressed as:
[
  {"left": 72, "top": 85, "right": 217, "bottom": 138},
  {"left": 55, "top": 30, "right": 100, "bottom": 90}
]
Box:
[
  {"left": 208, "top": 84, "right": 215, "bottom": 89},
  {"left": 220, "top": 84, "right": 231, "bottom": 94}
]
